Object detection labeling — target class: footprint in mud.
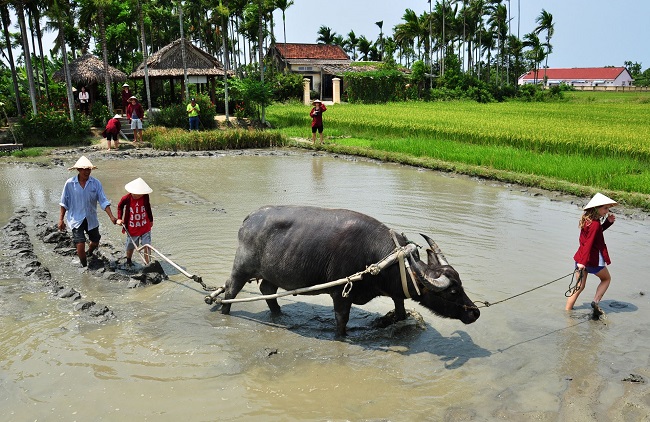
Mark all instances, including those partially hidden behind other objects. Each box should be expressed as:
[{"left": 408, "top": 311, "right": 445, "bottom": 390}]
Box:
[{"left": 161, "top": 187, "right": 211, "bottom": 205}]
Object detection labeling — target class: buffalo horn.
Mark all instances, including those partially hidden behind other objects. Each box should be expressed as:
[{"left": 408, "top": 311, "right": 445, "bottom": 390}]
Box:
[
  {"left": 407, "top": 253, "right": 451, "bottom": 291},
  {"left": 420, "top": 233, "right": 449, "bottom": 266}
]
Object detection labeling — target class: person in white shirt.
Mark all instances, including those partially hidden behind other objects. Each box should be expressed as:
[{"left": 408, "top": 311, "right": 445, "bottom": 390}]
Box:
[{"left": 78, "top": 86, "right": 90, "bottom": 115}]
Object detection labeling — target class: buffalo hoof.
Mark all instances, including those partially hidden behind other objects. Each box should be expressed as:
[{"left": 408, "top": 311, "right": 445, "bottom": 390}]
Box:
[{"left": 373, "top": 309, "right": 407, "bottom": 328}]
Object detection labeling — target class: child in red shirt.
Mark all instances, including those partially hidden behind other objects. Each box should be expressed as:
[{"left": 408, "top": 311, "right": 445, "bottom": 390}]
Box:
[{"left": 116, "top": 177, "right": 154, "bottom": 266}]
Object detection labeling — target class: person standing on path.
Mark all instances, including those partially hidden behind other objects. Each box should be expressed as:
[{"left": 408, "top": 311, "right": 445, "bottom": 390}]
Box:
[
  {"left": 309, "top": 99, "right": 327, "bottom": 144},
  {"left": 58, "top": 156, "right": 117, "bottom": 268},
  {"left": 126, "top": 96, "right": 144, "bottom": 144},
  {"left": 566, "top": 193, "right": 617, "bottom": 317},
  {"left": 121, "top": 83, "right": 132, "bottom": 114},
  {"left": 187, "top": 97, "right": 200, "bottom": 131}
]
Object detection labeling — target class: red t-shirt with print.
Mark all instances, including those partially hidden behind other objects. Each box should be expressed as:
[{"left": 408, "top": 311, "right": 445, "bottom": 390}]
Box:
[{"left": 125, "top": 195, "right": 152, "bottom": 236}]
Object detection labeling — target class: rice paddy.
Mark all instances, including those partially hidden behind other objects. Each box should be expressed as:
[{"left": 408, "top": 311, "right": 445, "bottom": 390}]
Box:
[{"left": 266, "top": 92, "right": 650, "bottom": 210}]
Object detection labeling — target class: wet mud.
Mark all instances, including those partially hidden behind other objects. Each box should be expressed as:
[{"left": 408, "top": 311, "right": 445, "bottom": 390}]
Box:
[{"left": 1, "top": 207, "right": 169, "bottom": 323}]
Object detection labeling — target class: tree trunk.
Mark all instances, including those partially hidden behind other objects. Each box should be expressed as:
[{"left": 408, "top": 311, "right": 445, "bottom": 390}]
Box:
[
  {"left": 34, "top": 10, "right": 51, "bottom": 102},
  {"left": 138, "top": 0, "right": 152, "bottom": 110},
  {"left": 179, "top": 2, "right": 189, "bottom": 102},
  {"left": 258, "top": 0, "right": 264, "bottom": 123},
  {"left": 221, "top": 12, "right": 230, "bottom": 121},
  {"left": 16, "top": 3, "right": 37, "bottom": 114},
  {"left": 98, "top": 7, "right": 113, "bottom": 112},
  {"left": 59, "top": 21, "right": 76, "bottom": 121},
  {"left": 1, "top": 6, "right": 22, "bottom": 116}
]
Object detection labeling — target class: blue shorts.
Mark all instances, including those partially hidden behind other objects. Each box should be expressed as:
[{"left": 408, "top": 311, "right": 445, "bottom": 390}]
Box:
[
  {"left": 126, "top": 230, "right": 151, "bottom": 251},
  {"left": 576, "top": 263, "right": 606, "bottom": 274},
  {"left": 71, "top": 219, "right": 101, "bottom": 244}
]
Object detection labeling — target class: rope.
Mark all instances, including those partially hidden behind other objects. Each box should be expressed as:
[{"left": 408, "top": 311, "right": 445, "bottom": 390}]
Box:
[
  {"left": 565, "top": 268, "right": 585, "bottom": 297},
  {"left": 205, "top": 243, "right": 418, "bottom": 305},
  {"left": 471, "top": 271, "right": 575, "bottom": 309}
]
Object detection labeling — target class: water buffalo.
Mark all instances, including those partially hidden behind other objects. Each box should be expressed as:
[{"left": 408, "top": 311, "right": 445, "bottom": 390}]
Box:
[{"left": 220, "top": 205, "right": 480, "bottom": 336}]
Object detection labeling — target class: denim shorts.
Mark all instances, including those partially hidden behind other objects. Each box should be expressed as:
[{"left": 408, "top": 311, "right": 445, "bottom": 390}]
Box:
[
  {"left": 130, "top": 118, "right": 143, "bottom": 130},
  {"left": 126, "top": 230, "right": 151, "bottom": 251},
  {"left": 71, "top": 219, "right": 101, "bottom": 244}
]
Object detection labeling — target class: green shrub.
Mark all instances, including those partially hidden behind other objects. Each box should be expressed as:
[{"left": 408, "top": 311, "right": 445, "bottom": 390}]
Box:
[
  {"left": 344, "top": 69, "right": 410, "bottom": 103},
  {"left": 13, "top": 110, "right": 92, "bottom": 147},
  {"left": 148, "top": 94, "right": 217, "bottom": 130},
  {"left": 89, "top": 101, "right": 111, "bottom": 127}
]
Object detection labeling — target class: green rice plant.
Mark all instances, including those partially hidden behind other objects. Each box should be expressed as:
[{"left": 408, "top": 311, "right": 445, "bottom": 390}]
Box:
[{"left": 146, "top": 126, "right": 287, "bottom": 151}]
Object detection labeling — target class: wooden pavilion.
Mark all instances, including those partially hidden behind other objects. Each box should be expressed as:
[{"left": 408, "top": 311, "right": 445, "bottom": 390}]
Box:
[
  {"left": 129, "top": 38, "right": 228, "bottom": 106},
  {"left": 52, "top": 53, "right": 128, "bottom": 108}
]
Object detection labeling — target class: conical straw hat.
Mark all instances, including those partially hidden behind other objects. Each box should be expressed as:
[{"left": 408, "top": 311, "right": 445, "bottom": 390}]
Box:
[
  {"left": 124, "top": 177, "right": 153, "bottom": 195},
  {"left": 584, "top": 193, "right": 617, "bottom": 210},
  {"left": 68, "top": 156, "right": 97, "bottom": 170}
]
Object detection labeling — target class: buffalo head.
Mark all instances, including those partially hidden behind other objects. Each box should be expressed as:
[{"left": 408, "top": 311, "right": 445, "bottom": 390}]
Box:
[{"left": 408, "top": 233, "right": 480, "bottom": 324}]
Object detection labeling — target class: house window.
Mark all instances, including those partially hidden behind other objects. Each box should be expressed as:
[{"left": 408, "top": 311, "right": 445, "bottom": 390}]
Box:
[{"left": 298, "top": 66, "right": 313, "bottom": 71}]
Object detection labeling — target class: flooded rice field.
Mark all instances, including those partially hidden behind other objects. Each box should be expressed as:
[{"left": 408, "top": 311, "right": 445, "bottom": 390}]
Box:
[{"left": 1, "top": 149, "right": 649, "bottom": 421}]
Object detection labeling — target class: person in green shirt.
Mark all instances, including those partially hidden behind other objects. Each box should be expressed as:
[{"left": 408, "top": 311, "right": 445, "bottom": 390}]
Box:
[{"left": 187, "top": 97, "right": 200, "bottom": 131}]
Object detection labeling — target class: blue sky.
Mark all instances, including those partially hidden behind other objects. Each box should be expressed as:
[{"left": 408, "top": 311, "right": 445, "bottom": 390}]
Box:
[{"left": 275, "top": 0, "right": 650, "bottom": 69}]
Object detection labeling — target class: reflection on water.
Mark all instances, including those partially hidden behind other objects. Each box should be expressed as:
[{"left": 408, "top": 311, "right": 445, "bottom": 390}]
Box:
[{"left": 1, "top": 150, "right": 650, "bottom": 420}]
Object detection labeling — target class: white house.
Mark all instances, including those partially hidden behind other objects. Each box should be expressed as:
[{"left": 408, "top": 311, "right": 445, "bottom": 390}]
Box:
[{"left": 518, "top": 67, "right": 634, "bottom": 87}]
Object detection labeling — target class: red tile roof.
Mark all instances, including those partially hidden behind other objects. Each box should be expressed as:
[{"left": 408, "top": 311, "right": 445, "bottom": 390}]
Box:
[
  {"left": 273, "top": 43, "right": 350, "bottom": 60},
  {"left": 520, "top": 67, "right": 627, "bottom": 81}
]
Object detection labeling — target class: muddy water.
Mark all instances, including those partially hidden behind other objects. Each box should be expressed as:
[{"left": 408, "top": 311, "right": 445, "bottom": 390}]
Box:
[{"left": 1, "top": 150, "right": 649, "bottom": 421}]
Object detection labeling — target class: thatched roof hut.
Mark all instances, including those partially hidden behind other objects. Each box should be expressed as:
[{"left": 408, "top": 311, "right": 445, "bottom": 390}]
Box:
[
  {"left": 129, "top": 38, "right": 227, "bottom": 79},
  {"left": 52, "top": 53, "right": 127, "bottom": 86}
]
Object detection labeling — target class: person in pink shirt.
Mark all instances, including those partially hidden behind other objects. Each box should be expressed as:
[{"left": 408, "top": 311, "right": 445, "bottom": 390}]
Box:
[{"left": 116, "top": 177, "right": 154, "bottom": 266}]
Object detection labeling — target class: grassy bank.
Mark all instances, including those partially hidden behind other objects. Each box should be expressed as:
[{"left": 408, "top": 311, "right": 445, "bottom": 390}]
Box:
[{"left": 266, "top": 93, "right": 650, "bottom": 210}]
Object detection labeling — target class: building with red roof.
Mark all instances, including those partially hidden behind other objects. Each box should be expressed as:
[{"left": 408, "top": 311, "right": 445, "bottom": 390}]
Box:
[
  {"left": 266, "top": 43, "right": 351, "bottom": 101},
  {"left": 518, "top": 67, "right": 634, "bottom": 88}
]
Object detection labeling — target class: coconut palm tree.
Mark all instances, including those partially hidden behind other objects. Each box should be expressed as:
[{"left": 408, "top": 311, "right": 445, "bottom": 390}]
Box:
[
  {"left": 534, "top": 9, "right": 553, "bottom": 83},
  {"left": 345, "top": 30, "right": 358, "bottom": 60},
  {"left": 357, "top": 35, "right": 371, "bottom": 61},
  {"left": 1, "top": 5, "right": 22, "bottom": 115},
  {"left": 12, "top": 1, "right": 38, "bottom": 114},
  {"left": 275, "top": 0, "right": 293, "bottom": 44},
  {"left": 394, "top": 9, "right": 425, "bottom": 62},
  {"left": 375, "top": 20, "right": 383, "bottom": 60},
  {"left": 316, "top": 25, "right": 336, "bottom": 45},
  {"left": 522, "top": 31, "right": 543, "bottom": 84}
]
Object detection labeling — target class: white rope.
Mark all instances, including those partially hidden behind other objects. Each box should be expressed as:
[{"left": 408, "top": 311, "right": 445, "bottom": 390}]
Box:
[{"left": 206, "top": 243, "right": 418, "bottom": 305}]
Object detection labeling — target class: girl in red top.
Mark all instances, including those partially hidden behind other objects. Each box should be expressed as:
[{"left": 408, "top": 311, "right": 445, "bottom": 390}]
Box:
[
  {"left": 566, "top": 193, "right": 617, "bottom": 316},
  {"left": 116, "top": 178, "right": 154, "bottom": 266}
]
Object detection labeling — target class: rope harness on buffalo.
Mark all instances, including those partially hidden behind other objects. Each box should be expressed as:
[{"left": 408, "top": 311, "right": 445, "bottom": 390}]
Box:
[{"left": 204, "top": 242, "right": 419, "bottom": 306}]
